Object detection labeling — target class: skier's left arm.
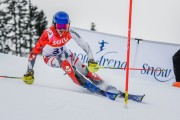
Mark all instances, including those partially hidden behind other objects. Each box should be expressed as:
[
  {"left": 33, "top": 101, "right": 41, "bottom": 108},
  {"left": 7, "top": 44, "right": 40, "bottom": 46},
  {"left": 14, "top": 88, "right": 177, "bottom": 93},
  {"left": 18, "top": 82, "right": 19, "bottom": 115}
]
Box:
[
  {"left": 70, "top": 28, "right": 94, "bottom": 60},
  {"left": 70, "top": 28, "right": 99, "bottom": 72}
]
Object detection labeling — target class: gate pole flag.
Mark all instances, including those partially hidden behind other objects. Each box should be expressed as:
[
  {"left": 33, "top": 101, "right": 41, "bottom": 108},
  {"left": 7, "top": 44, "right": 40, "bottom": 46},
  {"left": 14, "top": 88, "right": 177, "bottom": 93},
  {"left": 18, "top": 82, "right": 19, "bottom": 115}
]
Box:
[{"left": 125, "top": 0, "right": 133, "bottom": 105}]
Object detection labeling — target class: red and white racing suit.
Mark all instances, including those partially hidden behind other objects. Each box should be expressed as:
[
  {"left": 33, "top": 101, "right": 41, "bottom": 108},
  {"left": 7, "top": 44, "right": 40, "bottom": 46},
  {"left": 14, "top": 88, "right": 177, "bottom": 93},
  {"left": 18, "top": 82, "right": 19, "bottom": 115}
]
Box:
[{"left": 27, "top": 26, "right": 102, "bottom": 85}]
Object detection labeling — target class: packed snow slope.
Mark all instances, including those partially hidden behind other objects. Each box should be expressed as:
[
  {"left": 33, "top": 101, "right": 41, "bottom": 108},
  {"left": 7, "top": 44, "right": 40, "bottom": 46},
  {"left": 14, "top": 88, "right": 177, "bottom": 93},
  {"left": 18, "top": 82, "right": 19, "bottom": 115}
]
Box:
[{"left": 0, "top": 53, "right": 179, "bottom": 120}]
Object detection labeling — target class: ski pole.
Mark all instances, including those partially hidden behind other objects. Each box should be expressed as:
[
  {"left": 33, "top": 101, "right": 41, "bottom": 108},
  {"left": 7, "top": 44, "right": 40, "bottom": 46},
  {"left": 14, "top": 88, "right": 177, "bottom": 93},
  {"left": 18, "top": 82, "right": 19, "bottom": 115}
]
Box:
[
  {"left": 0, "top": 75, "right": 22, "bottom": 79},
  {"left": 99, "top": 66, "right": 165, "bottom": 71}
]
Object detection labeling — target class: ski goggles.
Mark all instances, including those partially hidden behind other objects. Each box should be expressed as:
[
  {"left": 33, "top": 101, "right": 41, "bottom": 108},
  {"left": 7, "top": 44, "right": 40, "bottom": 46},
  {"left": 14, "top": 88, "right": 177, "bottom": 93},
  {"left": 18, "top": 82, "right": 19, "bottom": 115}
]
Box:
[{"left": 56, "top": 24, "right": 69, "bottom": 30}]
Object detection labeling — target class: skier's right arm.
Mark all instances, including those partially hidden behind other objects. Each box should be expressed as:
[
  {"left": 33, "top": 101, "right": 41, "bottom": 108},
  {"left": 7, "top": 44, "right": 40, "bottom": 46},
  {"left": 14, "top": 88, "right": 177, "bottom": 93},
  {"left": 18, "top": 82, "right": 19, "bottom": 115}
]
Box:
[
  {"left": 23, "top": 31, "right": 48, "bottom": 84},
  {"left": 27, "top": 31, "right": 48, "bottom": 70}
]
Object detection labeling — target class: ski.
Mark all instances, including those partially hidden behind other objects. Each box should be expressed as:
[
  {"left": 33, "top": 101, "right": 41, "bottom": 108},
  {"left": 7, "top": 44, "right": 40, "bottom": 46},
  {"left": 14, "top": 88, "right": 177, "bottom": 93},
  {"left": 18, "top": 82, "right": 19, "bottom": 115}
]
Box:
[
  {"left": 97, "top": 90, "right": 118, "bottom": 100},
  {"left": 127, "top": 94, "right": 145, "bottom": 102},
  {"left": 98, "top": 85, "right": 145, "bottom": 102},
  {"left": 119, "top": 91, "right": 145, "bottom": 102},
  {"left": 100, "top": 91, "right": 145, "bottom": 102}
]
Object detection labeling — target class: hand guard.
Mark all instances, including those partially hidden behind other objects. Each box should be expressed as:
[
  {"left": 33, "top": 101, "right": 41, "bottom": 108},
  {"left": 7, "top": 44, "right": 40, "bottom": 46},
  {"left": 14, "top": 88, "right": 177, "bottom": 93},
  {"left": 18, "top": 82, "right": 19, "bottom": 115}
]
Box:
[
  {"left": 22, "top": 69, "right": 34, "bottom": 85},
  {"left": 87, "top": 59, "right": 100, "bottom": 73}
]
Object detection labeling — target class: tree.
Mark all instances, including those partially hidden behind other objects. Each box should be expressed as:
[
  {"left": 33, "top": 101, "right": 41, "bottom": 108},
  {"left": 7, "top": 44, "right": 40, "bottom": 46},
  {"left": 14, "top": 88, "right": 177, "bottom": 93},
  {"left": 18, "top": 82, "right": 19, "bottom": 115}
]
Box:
[
  {"left": 28, "top": 0, "right": 47, "bottom": 51},
  {"left": 17, "top": 0, "right": 29, "bottom": 56},
  {"left": 0, "top": 6, "right": 9, "bottom": 53},
  {"left": 35, "top": 10, "right": 47, "bottom": 39},
  {"left": 5, "top": 0, "right": 19, "bottom": 55},
  {"left": 0, "top": 0, "right": 48, "bottom": 56}
]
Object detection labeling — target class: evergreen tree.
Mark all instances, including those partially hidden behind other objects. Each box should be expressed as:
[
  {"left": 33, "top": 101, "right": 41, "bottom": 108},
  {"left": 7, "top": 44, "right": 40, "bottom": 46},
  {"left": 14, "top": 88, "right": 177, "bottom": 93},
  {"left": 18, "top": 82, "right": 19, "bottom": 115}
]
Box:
[
  {"left": 27, "top": 0, "right": 38, "bottom": 53},
  {"left": 0, "top": 1, "right": 12, "bottom": 53},
  {"left": 17, "top": 0, "right": 29, "bottom": 56},
  {"left": 0, "top": 6, "right": 7, "bottom": 53},
  {"left": 0, "top": 0, "right": 48, "bottom": 56},
  {"left": 5, "top": 0, "right": 19, "bottom": 55},
  {"left": 28, "top": 0, "right": 47, "bottom": 52},
  {"left": 35, "top": 10, "right": 47, "bottom": 39}
]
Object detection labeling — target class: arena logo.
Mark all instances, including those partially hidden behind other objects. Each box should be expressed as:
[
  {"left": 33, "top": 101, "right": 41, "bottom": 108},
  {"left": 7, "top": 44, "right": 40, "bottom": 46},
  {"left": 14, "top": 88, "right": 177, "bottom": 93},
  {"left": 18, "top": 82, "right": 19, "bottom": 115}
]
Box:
[
  {"left": 73, "top": 39, "right": 126, "bottom": 69},
  {"left": 97, "top": 51, "right": 126, "bottom": 68},
  {"left": 95, "top": 40, "right": 126, "bottom": 68},
  {"left": 73, "top": 52, "right": 126, "bottom": 68},
  {"left": 73, "top": 40, "right": 174, "bottom": 82}
]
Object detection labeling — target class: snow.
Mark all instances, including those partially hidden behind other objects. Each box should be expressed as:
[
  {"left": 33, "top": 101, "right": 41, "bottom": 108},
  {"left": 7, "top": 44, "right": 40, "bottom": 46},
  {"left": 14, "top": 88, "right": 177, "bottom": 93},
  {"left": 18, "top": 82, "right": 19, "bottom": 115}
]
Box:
[{"left": 0, "top": 53, "right": 179, "bottom": 120}]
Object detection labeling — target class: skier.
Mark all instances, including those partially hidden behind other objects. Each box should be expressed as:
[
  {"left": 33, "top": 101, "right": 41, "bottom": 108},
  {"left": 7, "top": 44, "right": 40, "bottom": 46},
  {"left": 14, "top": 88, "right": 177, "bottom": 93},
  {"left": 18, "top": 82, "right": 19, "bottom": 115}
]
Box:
[
  {"left": 22, "top": 11, "right": 144, "bottom": 102},
  {"left": 22, "top": 11, "right": 120, "bottom": 100},
  {"left": 172, "top": 49, "right": 180, "bottom": 88}
]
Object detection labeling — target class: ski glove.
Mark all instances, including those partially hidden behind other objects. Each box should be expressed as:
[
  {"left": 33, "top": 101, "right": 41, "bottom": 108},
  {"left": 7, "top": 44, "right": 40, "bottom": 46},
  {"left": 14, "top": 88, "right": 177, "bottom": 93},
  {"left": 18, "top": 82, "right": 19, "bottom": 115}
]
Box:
[
  {"left": 87, "top": 59, "right": 100, "bottom": 73},
  {"left": 22, "top": 69, "right": 34, "bottom": 85}
]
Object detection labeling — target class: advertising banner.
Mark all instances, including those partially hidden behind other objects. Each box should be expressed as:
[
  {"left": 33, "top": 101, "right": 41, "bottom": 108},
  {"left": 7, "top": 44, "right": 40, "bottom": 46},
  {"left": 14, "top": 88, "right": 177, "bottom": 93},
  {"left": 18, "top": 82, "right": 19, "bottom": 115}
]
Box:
[{"left": 67, "top": 28, "right": 180, "bottom": 83}]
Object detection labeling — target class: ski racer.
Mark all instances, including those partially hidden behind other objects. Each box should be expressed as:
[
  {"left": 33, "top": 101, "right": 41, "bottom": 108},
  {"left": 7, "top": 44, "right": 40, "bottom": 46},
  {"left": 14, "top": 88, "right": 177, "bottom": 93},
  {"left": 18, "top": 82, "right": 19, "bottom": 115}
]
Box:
[
  {"left": 22, "top": 11, "right": 144, "bottom": 102},
  {"left": 22, "top": 11, "right": 120, "bottom": 100}
]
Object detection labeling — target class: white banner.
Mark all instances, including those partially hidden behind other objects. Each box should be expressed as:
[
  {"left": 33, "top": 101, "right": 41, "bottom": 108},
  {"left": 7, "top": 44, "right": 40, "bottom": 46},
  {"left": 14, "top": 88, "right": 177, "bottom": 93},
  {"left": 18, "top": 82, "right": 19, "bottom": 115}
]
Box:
[{"left": 66, "top": 27, "right": 180, "bottom": 83}]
